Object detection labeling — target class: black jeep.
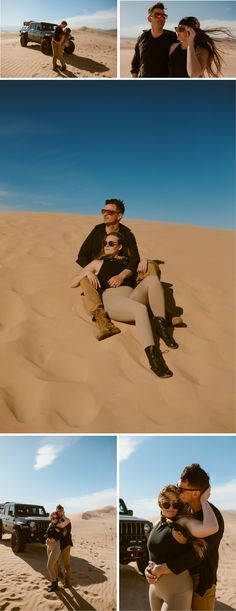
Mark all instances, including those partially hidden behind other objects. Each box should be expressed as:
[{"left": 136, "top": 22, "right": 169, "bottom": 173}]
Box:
[
  {"left": 19, "top": 21, "right": 75, "bottom": 55},
  {"left": 119, "top": 498, "right": 153, "bottom": 574},
  {"left": 0, "top": 502, "right": 51, "bottom": 553}
]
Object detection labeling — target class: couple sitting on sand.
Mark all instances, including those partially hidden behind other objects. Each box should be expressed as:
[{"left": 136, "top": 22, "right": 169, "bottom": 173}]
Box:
[
  {"left": 145, "top": 463, "right": 224, "bottom": 611},
  {"left": 46, "top": 504, "right": 72, "bottom": 592},
  {"left": 71, "top": 198, "right": 185, "bottom": 379}
]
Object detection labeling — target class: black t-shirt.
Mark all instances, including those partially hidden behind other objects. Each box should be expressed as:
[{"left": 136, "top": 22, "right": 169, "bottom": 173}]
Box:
[
  {"left": 147, "top": 519, "right": 192, "bottom": 565},
  {"left": 131, "top": 29, "right": 177, "bottom": 77},
  {"left": 54, "top": 25, "right": 63, "bottom": 42},
  {"left": 97, "top": 257, "right": 135, "bottom": 291},
  {"left": 59, "top": 519, "right": 73, "bottom": 550},
  {"left": 168, "top": 44, "right": 189, "bottom": 77}
]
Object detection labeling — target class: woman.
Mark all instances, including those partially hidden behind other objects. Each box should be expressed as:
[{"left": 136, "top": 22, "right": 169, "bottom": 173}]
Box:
[
  {"left": 146, "top": 484, "right": 218, "bottom": 610},
  {"left": 71, "top": 232, "right": 178, "bottom": 378},
  {"left": 45, "top": 512, "right": 63, "bottom": 592},
  {"left": 168, "top": 17, "right": 230, "bottom": 77}
]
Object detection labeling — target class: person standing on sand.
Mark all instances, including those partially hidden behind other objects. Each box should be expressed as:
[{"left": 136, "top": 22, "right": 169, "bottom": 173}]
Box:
[
  {"left": 46, "top": 512, "right": 65, "bottom": 592},
  {"left": 52, "top": 20, "right": 67, "bottom": 72},
  {"left": 56, "top": 504, "right": 73, "bottom": 588},
  {"left": 146, "top": 464, "right": 224, "bottom": 610},
  {"left": 131, "top": 2, "right": 176, "bottom": 78}
]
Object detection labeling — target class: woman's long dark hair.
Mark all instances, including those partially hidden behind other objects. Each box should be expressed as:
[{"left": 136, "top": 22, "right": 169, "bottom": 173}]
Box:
[{"left": 179, "top": 17, "right": 234, "bottom": 77}]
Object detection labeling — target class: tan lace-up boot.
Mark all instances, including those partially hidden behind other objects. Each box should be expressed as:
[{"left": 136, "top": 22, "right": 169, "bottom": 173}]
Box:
[{"left": 93, "top": 307, "right": 121, "bottom": 341}]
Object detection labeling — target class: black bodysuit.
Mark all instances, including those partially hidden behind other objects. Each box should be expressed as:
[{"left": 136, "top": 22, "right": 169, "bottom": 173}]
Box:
[{"left": 168, "top": 44, "right": 189, "bottom": 77}]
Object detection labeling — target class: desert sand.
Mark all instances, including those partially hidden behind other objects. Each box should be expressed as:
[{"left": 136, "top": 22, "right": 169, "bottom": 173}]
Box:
[
  {"left": 0, "top": 506, "right": 116, "bottom": 611},
  {"left": 0, "top": 211, "right": 235, "bottom": 434},
  {"left": 0, "top": 28, "right": 117, "bottom": 78},
  {"left": 120, "top": 511, "right": 236, "bottom": 611},
  {"left": 120, "top": 38, "right": 236, "bottom": 78}
]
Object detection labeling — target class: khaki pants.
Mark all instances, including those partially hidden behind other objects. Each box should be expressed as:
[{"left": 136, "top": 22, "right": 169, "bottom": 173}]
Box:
[
  {"left": 192, "top": 574, "right": 216, "bottom": 610},
  {"left": 52, "top": 40, "right": 65, "bottom": 68},
  {"left": 80, "top": 260, "right": 159, "bottom": 317},
  {"left": 47, "top": 540, "right": 61, "bottom": 582},
  {"left": 149, "top": 570, "right": 193, "bottom": 610}
]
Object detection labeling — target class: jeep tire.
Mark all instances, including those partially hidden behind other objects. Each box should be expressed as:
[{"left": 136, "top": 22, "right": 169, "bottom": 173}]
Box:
[
  {"left": 136, "top": 556, "right": 149, "bottom": 575},
  {"left": 41, "top": 38, "right": 52, "bottom": 55},
  {"left": 64, "top": 41, "right": 75, "bottom": 54},
  {"left": 20, "top": 35, "right": 28, "bottom": 47},
  {"left": 11, "top": 530, "right": 26, "bottom": 553}
]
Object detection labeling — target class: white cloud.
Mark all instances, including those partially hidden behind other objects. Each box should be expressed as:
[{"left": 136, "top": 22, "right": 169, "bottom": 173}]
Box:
[
  {"left": 119, "top": 437, "right": 144, "bottom": 462},
  {"left": 65, "top": 8, "right": 117, "bottom": 30},
  {"left": 34, "top": 437, "right": 78, "bottom": 470},
  {"left": 211, "top": 478, "right": 236, "bottom": 510},
  {"left": 47, "top": 487, "right": 117, "bottom": 514}
]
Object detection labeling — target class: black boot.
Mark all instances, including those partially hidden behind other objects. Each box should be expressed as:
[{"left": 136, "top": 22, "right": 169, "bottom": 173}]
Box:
[
  {"left": 47, "top": 580, "right": 58, "bottom": 592},
  {"left": 145, "top": 346, "right": 173, "bottom": 378},
  {"left": 154, "top": 317, "right": 179, "bottom": 349}
]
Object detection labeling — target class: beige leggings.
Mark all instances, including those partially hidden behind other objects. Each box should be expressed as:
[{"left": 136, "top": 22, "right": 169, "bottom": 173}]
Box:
[
  {"left": 102, "top": 276, "right": 165, "bottom": 349},
  {"left": 149, "top": 570, "right": 193, "bottom": 611}
]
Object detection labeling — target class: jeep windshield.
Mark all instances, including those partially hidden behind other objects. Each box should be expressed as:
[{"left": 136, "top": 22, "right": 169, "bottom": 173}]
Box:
[
  {"left": 41, "top": 23, "right": 57, "bottom": 31},
  {"left": 14, "top": 504, "right": 47, "bottom": 516}
]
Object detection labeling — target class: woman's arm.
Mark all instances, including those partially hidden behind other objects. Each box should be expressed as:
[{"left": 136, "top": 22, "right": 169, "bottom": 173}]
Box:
[
  {"left": 186, "top": 28, "right": 209, "bottom": 77},
  {"left": 58, "top": 517, "right": 70, "bottom": 528},
  {"left": 71, "top": 260, "right": 102, "bottom": 288},
  {"left": 179, "top": 489, "right": 219, "bottom": 537}
]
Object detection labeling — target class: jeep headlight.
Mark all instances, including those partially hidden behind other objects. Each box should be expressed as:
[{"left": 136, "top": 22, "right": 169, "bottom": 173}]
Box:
[
  {"left": 144, "top": 523, "right": 151, "bottom": 535},
  {"left": 29, "top": 521, "right": 36, "bottom": 531}
]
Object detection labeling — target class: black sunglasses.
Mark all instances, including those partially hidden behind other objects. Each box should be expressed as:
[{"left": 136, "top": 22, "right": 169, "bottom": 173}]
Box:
[
  {"left": 103, "top": 240, "right": 119, "bottom": 247},
  {"left": 177, "top": 486, "right": 200, "bottom": 493},
  {"left": 161, "top": 501, "right": 180, "bottom": 509}
]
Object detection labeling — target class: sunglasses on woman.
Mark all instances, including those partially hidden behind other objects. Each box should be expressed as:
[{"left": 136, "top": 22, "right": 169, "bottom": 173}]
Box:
[
  {"left": 103, "top": 240, "right": 119, "bottom": 247},
  {"left": 175, "top": 26, "right": 187, "bottom": 32},
  {"left": 161, "top": 501, "right": 180, "bottom": 509}
]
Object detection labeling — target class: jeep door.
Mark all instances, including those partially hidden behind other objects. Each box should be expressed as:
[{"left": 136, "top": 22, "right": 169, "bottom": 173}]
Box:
[
  {"left": 29, "top": 23, "right": 41, "bottom": 44},
  {"left": 2, "top": 504, "right": 15, "bottom": 533}
]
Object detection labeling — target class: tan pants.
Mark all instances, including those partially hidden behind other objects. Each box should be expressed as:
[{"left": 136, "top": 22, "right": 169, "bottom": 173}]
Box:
[
  {"left": 52, "top": 40, "right": 65, "bottom": 68},
  {"left": 192, "top": 574, "right": 216, "bottom": 610},
  {"left": 103, "top": 276, "right": 165, "bottom": 348},
  {"left": 79, "top": 261, "right": 159, "bottom": 317},
  {"left": 61, "top": 545, "right": 71, "bottom": 580},
  {"left": 47, "top": 540, "right": 61, "bottom": 582}
]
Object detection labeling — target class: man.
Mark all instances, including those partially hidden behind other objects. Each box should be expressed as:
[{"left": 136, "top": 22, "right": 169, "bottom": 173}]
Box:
[
  {"left": 146, "top": 464, "right": 224, "bottom": 610},
  {"left": 52, "top": 20, "right": 67, "bottom": 72},
  {"left": 131, "top": 3, "right": 177, "bottom": 78},
  {"left": 56, "top": 504, "right": 73, "bottom": 588}
]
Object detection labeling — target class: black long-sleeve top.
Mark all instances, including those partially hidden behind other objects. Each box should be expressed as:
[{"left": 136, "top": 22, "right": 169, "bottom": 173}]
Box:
[
  {"left": 45, "top": 523, "right": 62, "bottom": 542},
  {"left": 166, "top": 503, "right": 224, "bottom": 596},
  {"left": 131, "top": 29, "right": 177, "bottom": 77},
  {"left": 76, "top": 223, "right": 140, "bottom": 275}
]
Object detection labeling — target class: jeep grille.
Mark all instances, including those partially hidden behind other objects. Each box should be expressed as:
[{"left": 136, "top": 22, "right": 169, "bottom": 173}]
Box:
[
  {"left": 120, "top": 521, "right": 146, "bottom": 540},
  {"left": 34, "top": 521, "right": 49, "bottom": 534}
]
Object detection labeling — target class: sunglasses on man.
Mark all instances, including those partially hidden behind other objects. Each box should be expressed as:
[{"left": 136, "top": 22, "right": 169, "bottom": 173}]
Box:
[
  {"left": 101, "top": 208, "right": 118, "bottom": 216},
  {"left": 152, "top": 12, "right": 168, "bottom": 19}
]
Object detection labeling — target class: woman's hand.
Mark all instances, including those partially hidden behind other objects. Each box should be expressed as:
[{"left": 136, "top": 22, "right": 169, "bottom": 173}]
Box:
[
  {"left": 186, "top": 27, "right": 196, "bottom": 45},
  {"left": 86, "top": 271, "right": 101, "bottom": 289},
  {"left": 145, "top": 562, "right": 157, "bottom": 584},
  {"left": 201, "top": 486, "right": 211, "bottom": 501}
]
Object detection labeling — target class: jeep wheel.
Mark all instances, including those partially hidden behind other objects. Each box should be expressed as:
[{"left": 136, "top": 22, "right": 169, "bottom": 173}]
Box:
[
  {"left": 20, "top": 35, "right": 28, "bottom": 47},
  {"left": 64, "top": 41, "right": 75, "bottom": 54},
  {"left": 136, "top": 557, "right": 148, "bottom": 575},
  {"left": 11, "top": 530, "right": 25, "bottom": 553},
  {"left": 41, "top": 38, "right": 52, "bottom": 55}
]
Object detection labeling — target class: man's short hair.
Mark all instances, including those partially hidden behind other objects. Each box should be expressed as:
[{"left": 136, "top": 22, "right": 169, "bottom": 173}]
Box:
[
  {"left": 61, "top": 20, "right": 68, "bottom": 26},
  {"left": 148, "top": 3, "right": 166, "bottom": 15},
  {"left": 56, "top": 504, "right": 64, "bottom": 510},
  {"left": 180, "top": 463, "right": 210, "bottom": 492},
  {"left": 105, "top": 199, "right": 125, "bottom": 215}
]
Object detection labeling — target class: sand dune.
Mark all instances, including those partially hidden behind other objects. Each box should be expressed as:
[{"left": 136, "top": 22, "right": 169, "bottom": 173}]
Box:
[
  {"left": 120, "top": 511, "right": 236, "bottom": 611},
  {"left": 0, "top": 28, "right": 117, "bottom": 78},
  {"left": 0, "top": 508, "right": 116, "bottom": 611},
  {"left": 120, "top": 38, "right": 236, "bottom": 78},
  {"left": 0, "top": 211, "right": 235, "bottom": 434}
]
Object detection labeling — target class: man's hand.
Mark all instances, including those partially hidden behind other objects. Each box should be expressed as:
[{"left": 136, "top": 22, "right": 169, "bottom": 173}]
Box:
[
  {"left": 137, "top": 258, "right": 148, "bottom": 274},
  {"left": 108, "top": 273, "right": 124, "bottom": 288},
  {"left": 201, "top": 486, "right": 211, "bottom": 501}
]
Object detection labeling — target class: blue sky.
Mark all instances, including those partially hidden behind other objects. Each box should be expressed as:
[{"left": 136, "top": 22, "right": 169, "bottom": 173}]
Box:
[
  {"left": 120, "top": 1, "right": 236, "bottom": 38},
  {"left": 0, "top": 80, "right": 235, "bottom": 229},
  {"left": 1, "top": 0, "right": 116, "bottom": 30},
  {"left": 119, "top": 435, "right": 236, "bottom": 516},
  {"left": 0, "top": 435, "right": 117, "bottom": 514}
]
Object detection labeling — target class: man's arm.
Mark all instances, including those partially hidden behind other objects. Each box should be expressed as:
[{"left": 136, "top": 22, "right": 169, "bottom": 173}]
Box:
[
  {"left": 131, "top": 40, "right": 141, "bottom": 77},
  {"left": 76, "top": 228, "right": 96, "bottom": 267}
]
